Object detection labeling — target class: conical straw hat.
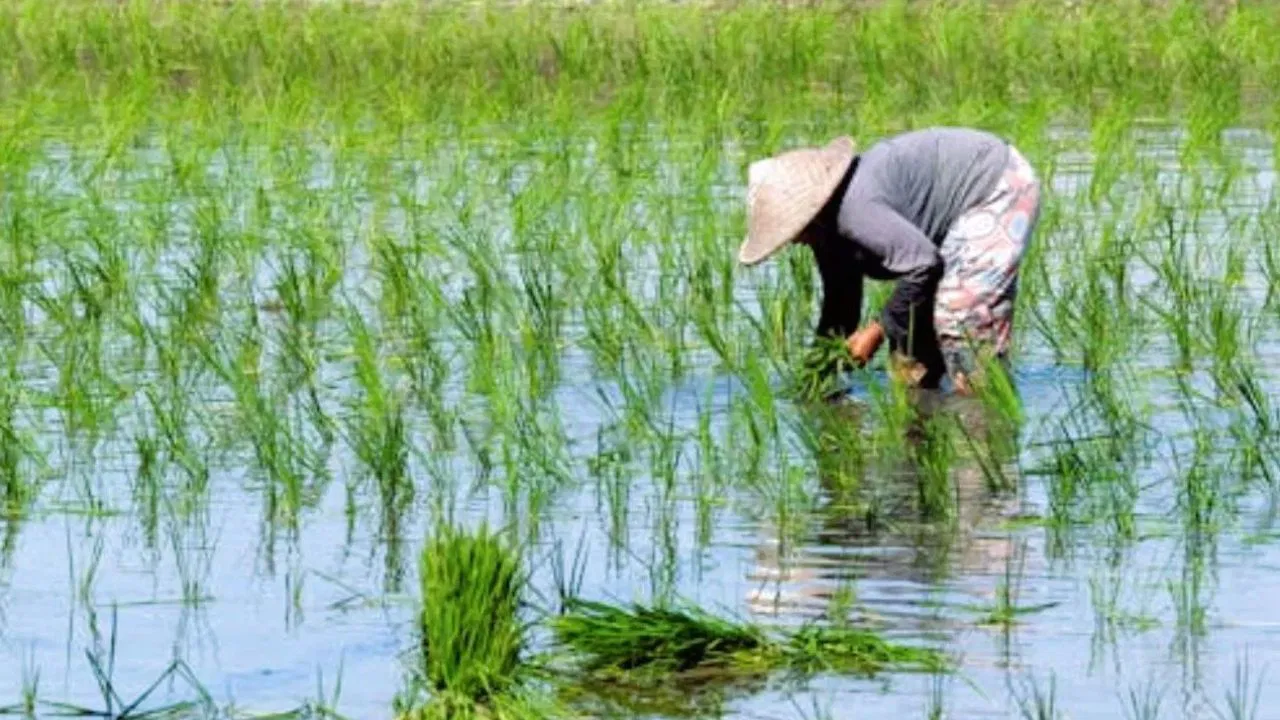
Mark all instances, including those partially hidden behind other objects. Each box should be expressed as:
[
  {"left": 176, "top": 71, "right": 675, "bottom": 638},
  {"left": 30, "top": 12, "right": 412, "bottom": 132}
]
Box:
[{"left": 738, "top": 135, "right": 856, "bottom": 266}]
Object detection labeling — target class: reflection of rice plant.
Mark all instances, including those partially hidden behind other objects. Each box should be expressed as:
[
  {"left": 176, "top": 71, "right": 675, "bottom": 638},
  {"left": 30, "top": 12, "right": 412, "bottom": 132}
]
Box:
[
  {"left": 1122, "top": 677, "right": 1165, "bottom": 720},
  {"left": 16, "top": 609, "right": 215, "bottom": 718},
  {"left": 1211, "top": 652, "right": 1265, "bottom": 720},
  {"left": 1013, "top": 672, "right": 1060, "bottom": 720}
]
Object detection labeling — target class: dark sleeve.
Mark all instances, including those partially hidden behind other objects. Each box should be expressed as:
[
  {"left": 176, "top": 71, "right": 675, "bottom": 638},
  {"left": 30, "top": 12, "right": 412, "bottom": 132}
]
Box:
[
  {"left": 881, "top": 263, "right": 942, "bottom": 359},
  {"left": 810, "top": 234, "right": 864, "bottom": 341}
]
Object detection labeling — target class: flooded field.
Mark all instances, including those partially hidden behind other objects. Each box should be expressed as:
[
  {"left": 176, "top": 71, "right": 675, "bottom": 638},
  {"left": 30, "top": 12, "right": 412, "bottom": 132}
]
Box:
[{"left": 2, "top": 1, "right": 1280, "bottom": 718}]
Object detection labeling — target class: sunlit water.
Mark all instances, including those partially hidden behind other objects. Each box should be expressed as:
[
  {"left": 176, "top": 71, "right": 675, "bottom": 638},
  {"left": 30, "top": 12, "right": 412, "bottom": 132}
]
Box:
[{"left": 1, "top": 126, "right": 1279, "bottom": 719}]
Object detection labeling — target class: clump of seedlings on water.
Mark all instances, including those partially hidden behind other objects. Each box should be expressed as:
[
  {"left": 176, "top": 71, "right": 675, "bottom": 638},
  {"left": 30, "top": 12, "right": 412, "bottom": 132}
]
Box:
[
  {"left": 549, "top": 596, "right": 948, "bottom": 687},
  {"left": 397, "top": 521, "right": 561, "bottom": 720}
]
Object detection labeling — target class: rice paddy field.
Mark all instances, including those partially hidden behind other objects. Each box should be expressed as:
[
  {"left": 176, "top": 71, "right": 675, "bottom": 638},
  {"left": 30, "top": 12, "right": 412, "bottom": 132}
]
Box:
[{"left": 3, "top": 0, "right": 1280, "bottom": 717}]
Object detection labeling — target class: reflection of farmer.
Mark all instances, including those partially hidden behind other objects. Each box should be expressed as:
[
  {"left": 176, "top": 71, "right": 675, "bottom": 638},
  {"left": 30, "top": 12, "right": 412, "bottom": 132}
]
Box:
[
  {"left": 738, "top": 127, "right": 1042, "bottom": 394},
  {"left": 747, "top": 394, "right": 1026, "bottom": 619}
]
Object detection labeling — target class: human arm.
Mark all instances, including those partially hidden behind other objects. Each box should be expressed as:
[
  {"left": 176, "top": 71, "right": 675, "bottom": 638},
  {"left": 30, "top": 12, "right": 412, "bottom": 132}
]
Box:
[
  {"left": 796, "top": 231, "right": 866, "bottom": 393},
  {"left": 838, "top": 199, "right": 946, "bottom": 375},
  {"left": 811, "top": 232, "right": 864, "bottom": 342}
]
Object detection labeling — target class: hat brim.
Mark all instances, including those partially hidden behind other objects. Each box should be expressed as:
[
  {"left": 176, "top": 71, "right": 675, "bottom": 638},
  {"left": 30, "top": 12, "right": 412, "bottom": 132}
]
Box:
[{"left": 738, "top": 135, "right": 856, "bottom": 267}]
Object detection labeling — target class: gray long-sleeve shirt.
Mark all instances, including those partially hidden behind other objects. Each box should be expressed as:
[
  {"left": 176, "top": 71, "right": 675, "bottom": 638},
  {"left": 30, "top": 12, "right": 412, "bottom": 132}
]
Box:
[{"left": 824, "top": 127, "right": 1011, "bottom": 369}]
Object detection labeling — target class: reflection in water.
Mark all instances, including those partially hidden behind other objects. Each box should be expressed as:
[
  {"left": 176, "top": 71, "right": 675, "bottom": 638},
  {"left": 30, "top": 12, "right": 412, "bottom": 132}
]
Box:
[{"left": 746, "top": 380, "right": 1029, "bottom": 625}]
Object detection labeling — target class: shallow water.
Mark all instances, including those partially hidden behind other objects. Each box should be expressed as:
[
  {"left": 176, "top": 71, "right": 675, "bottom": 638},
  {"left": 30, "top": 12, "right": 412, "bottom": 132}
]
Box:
[{"left": 1, "top": 125, "right": 1279, "bottom": 719}]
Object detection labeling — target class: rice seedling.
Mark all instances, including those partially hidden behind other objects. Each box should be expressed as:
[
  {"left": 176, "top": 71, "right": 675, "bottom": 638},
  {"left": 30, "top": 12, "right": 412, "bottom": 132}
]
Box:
[
  {"left": 911, "top": 411, "right": 959, "bottom": 523},
  {"left": 342, "top": 305, "right": 412, "bottom": 543},
  {"left": 552, "top": 598, "right": 767, "bottom": 678},
  {"left": 401, "top": 520, "right": 556, "bottom": 720},
  {"left": 970, "top": 539, "right": 1058, "bottom": 630},
  {"left": 0, "top": 367, "right": 37, "bottom": 518},
  {"left": 550, "top": 595, "right": 947, "bottom": 691},
  {"left": 784, "top": 623, "right": 948, "bottom": 677}
]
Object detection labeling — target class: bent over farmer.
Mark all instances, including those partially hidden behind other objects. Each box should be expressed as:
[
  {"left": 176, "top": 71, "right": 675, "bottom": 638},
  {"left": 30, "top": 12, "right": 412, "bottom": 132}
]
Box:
[{"left": 739, "top": 127, "right": 1041, "bottom": 393}]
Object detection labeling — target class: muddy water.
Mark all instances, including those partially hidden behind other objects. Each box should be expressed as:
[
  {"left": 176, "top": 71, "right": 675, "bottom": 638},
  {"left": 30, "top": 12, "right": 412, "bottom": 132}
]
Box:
[{"left": 1, "top": 127, "right": 1279, "bottom": 719}]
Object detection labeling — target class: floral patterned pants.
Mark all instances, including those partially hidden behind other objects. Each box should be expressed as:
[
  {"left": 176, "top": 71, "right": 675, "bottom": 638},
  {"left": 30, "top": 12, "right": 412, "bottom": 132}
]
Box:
[{"left": 934, "top": 145, "right": 1042, "bottom": 379}]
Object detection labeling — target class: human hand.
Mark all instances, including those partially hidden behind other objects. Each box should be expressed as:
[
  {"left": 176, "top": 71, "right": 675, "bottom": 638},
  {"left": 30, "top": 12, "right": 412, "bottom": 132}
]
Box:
[
  {"left": 845, "top": 322, "right": 885, "bottom": 366},
  {"left": 889, "top": 353, "right": 930, "bottom": 388}
]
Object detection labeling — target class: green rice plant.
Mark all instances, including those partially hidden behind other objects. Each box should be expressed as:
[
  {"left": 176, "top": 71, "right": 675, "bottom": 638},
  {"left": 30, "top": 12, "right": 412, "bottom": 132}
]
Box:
[
  {"left": 864, "top": 361, "right": 922, "bottom": 475},
  {"left": 273, "top": 252, "right": 340, "bottom": 447},
  {"left": 797, "top": 399, "right": 867, "bottom": 512},
  {"left": 1035, "top": 366, "right": 1155, "bottom": 547},
  {"left": 1173, "top": 428, "right": 1223, "bottom": 551},
  {"left": 1168, "top": 550, "right": 1211, "bottom": 643},
  {"left": 784, "top": 624, "right": 947, "bottom": 676},
  {"left": 1198, "top": 248, "right": 1251, "bottom": 398},
  {"left": 1259, "top": 206, "right": 1280, "bottom": 318},
  {"left": 554, "top": 598, "right": 765, "bottom": 677},
  {"left": 139, "top": 322, "right": 211, "bottom": 504},
  {"left": 586, "top": 423, "right": 631, "bottom": 555},
  {"left": 198, "top": 304, "right": 323, "bottom": 526},
  {"left": 0, "top": 365, "right": 36, "bottom": 517},
  {"left": 1026, "top": 210, "right": 1143, "bottom": 373},
  {"left": 911, "top": 411, "right": 959, "bottom": 523},
  {"left": 551, "top": 596, "right": 947, "bottom": 684},
  {"left": 403, "top": 303, "right": 455, "bottom": 454},
  {"left": 692, "top": 393, "right": 727, "bottom": 550},
  {"left": 1223, "top": 366, "right": 1280, "bottom": 494},
  {"left": 0, "top": 0, "right": 1275, "bottom": 132},
  {"left": 498, "top": 400, "right": 576, "bottom": 543},
  {"left": 971, "top": 540, "right": 1058, "bottom": 629},
  {"left": 960, "top": 351, "right": 1025, "bottom": 492},
  {"left": 342, "top": 306, "right": 412, "bottom": 539},
  {"left": 514, "top": 231, "right": 566, "bottom": 402},
  {"left": 442, "top": 230, "right": 512, "bottom": 400},
  {"left": 409, "top": 522, "right": 530, "bottom": 717},
  {"left": 1138, "top": 207, "right": 1198, "bottom": 373}
]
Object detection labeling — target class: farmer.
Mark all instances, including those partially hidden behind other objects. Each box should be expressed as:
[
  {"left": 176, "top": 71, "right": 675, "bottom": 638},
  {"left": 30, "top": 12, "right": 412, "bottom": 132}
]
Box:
[{"left": 738, "top": 127, "right": 1041, "bottom": 394}]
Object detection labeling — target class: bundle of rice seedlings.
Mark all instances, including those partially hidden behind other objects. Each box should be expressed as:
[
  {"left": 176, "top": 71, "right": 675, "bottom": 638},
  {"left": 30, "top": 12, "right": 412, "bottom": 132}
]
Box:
[
  {"left": 413, "top": 522, "right": 528, "bottom": 716},
  {"left": 551, "top": 598, "right": 767, "bottom": 675}
]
